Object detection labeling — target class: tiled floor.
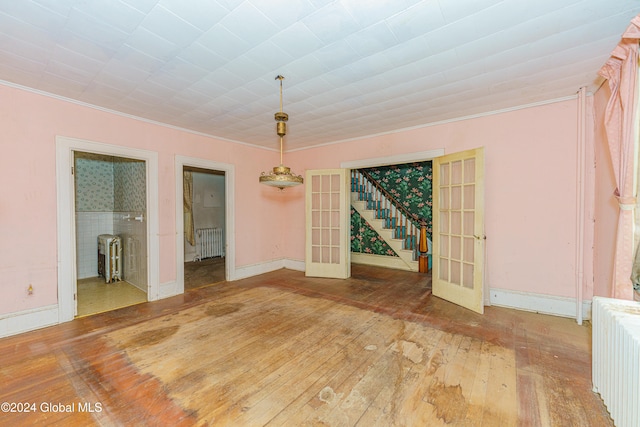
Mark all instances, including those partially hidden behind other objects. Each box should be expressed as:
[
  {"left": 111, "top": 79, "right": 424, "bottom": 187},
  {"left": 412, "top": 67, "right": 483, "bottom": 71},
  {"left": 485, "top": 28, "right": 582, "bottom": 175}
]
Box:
[
  {"left": 76, "top": 277, "right": 147, "bottom": 317},
  {"left": 76, "top": 257, "right": 225, "bottom": 317}
]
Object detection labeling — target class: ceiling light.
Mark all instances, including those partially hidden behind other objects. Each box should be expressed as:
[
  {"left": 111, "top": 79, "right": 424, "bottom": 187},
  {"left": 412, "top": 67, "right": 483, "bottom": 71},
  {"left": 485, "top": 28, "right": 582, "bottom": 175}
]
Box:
[{"left": 259, "top": 75, "right": 303, "bottom": 190}]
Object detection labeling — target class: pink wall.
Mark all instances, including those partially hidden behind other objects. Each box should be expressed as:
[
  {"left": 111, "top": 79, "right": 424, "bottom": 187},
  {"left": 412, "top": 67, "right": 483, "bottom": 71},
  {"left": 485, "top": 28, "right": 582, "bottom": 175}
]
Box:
[
  {"left": 0, "top": 84, "right": 282, "bottom": 316},
  {"left": 0, "top": 82, "right": 602, "bottom": 318},
  {"left": 286, "top": 100, "right": 594, "bottom": 299},
  {"left": 592, "top": 84, "right": 619, "bottom": 297}
]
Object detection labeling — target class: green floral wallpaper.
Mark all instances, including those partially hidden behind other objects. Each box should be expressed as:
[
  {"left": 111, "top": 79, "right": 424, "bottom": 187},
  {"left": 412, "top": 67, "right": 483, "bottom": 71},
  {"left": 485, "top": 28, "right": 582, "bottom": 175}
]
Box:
[
  {"left": 350, "top": 207, "right": 398, "bottom": 257},
  {"left": 351, "top": 161, "right": 432, "bottom": 256}
]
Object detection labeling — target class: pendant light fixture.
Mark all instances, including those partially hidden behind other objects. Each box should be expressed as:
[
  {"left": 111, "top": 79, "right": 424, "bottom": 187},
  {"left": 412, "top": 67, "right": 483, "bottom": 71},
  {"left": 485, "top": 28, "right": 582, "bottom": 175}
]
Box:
[{"left": 259, "top": 75, "right": 303, "bottom": 189}]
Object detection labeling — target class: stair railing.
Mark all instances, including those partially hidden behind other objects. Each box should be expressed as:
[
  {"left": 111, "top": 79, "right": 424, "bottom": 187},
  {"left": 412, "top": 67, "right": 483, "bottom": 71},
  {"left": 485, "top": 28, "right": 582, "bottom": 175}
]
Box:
[{"left": 352, "top": 169, "right": 428, "bottom": 259}]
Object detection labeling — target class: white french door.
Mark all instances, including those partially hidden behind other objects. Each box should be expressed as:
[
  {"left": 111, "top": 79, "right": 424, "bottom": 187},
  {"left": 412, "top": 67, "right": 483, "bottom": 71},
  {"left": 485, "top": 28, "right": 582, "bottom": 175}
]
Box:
[
  {"left": 432, "top": 147, "right": 485, "bottom": 314},
  {"left": 305, "top": 169, "right": 351, "bottom": 278}
]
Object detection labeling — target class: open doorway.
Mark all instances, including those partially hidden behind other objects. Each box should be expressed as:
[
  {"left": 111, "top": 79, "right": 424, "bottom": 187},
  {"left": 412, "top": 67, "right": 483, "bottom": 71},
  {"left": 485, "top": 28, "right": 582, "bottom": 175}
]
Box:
[
  {"left": 183, "top": 166, "right": 226, "bottom": 290},
  {"left": 56, "top": 136, "right": 160, "bottom": 324},
  {"left": 74, "top": 151, "right": 147, "bottom": 316},
  {"left": 175, "top": 155, "right": 235, "bottom": 291},
  {"left": 350, "top": 161, "right": 433, "bottom": 273}
]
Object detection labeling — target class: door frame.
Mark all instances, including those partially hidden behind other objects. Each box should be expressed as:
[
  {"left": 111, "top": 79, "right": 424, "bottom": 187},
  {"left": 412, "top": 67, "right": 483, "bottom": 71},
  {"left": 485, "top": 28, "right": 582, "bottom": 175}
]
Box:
[
  {"left": 55, "top": 136, "right": 160, "bottom": 323},
  {"left": 175, "top": 156, "right": 236, "bottom": 293}
]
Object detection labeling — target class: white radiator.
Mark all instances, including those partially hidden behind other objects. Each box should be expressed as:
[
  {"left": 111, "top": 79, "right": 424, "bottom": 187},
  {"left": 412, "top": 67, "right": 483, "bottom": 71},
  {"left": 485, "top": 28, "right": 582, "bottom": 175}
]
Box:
[
  {"left": 195, "top": 228, "right": 224, "bottom": 260},
  {"left": 592, "top": 296, "right": 640, "bottom": 427},
  {"left": 98, "top": 234, "right": 122, "bottom": 283}
]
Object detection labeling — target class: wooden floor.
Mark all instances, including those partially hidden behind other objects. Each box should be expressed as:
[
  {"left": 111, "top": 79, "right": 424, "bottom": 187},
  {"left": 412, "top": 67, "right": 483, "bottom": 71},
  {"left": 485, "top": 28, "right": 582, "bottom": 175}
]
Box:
[
  {"left": 0, "top": 265, "right": 611, "bottom": 426},
  {"left": 184, "top": 257, "right": 226, "bottom": 290}
]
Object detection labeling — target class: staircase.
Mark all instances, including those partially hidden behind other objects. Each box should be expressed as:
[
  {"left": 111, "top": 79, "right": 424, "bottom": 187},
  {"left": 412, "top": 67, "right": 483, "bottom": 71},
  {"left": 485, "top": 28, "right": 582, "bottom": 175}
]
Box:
[{"left": 351, "top": 170, "right": 429, "bottom": 272}]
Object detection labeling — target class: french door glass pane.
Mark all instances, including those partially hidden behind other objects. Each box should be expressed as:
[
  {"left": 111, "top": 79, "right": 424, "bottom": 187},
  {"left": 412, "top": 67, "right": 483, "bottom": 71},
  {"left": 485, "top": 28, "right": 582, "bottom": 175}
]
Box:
[
  {"left": 464, "top": 158, "right": 475, "bottom": 183},
  {"left": 451, "top": 260, "right": 461, "bottom": 285},
  {"left": 463, "top": 263, "right": 474, "bottom": 288},
  {"left": 439, "top": 257, "right": 449, "bottom": 281},
  {"left": 464, "top": 184, "right": 475, "bottom": 209},
  {"left": 451, "top": 161, "right": 462, "bottom": 184},
  {"left": 463, "top": 212, "right": 474, "bottom": 235}
]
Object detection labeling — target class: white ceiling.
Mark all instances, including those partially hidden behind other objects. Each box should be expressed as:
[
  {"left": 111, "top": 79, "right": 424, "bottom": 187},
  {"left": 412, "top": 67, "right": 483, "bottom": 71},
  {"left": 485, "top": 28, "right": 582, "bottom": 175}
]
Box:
[{"left": 0, "top": 0, "right": 638, "bottom": 151}]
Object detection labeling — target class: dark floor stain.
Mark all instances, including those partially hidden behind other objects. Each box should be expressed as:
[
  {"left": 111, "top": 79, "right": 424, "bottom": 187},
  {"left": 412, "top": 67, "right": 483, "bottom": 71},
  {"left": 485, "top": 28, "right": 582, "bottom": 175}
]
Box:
[
  {"left": 126, "top": 325, "right": 180, "bottom": 348},
  {"left": 426, "top": 380, "right": 468, "bottom": 424},
  {"left": 205, "top": 303, "right": 243, "bottom": 317}
]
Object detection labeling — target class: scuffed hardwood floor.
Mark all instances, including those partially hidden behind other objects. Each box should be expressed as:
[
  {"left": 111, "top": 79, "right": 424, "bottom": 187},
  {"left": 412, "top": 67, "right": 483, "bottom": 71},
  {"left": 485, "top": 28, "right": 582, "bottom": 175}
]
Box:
[{"left": 0, "top": 265, "right": 611, "bottom": 426}]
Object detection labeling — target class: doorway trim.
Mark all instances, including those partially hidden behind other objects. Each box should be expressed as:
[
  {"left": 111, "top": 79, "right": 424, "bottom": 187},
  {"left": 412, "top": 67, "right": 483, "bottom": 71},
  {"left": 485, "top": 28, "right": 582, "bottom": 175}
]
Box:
[
  {"left": 175, "top": 156, "right": 236, "bottom": 293},
  {"left": 340, "top": 149, "right": 445, "bottom": 169},
  {"left": 55, "top": 136, "right": 160, "bottom": 323}
]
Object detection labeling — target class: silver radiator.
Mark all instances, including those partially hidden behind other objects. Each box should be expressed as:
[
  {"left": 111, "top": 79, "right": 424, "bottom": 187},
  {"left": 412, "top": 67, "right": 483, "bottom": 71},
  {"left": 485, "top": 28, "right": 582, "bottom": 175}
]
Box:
[
  {"left": 195, "top": 228, "right": 224, "bottom": 260},
  {"left": 98, "top": 234, "right": 122, "bottom": 283}
]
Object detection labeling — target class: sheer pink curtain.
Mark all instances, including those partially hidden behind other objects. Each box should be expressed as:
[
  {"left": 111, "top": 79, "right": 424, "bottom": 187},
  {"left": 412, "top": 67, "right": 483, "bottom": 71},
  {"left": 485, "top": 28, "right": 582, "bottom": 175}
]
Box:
[{"left": 598, "top": 15, "right": 640, "bottom": 300}]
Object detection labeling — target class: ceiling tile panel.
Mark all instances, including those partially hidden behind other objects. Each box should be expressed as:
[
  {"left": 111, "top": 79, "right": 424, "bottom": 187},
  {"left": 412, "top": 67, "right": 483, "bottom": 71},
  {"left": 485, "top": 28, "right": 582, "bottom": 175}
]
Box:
[
  {"left": 125, "top": 27, "right": 180, "bottom": 61},
  {"left": 1, "top": 0, "right": 67, "bottom": 31},
  {"left": 218, "top": 2, "right": 279, "bottom": 45},
  {"left": 343, "top": 22, "right": 399, "bottom": 57},
  {"left": 269, "top": 22, "right": 324, "bottom": 58},
  {"left": 71, "top": 0, "right": 145, "bottom": 33},
  {"left": 219, "top": 56, "right": 270, "bottom": 83},
  {"left": 112, "top": 45, "right": 164, "bottom": 74},
  {"left": 241, "top": 41, "right": 296, "bottom": 74},
  {"left": 198, "top": 25, "right": 252, "bottom": 61},
  {"left": 140, "top": 5, "right": 203, "bottom": 47},
  {"left": 159, "top": 0, "right": 229, "bottom": 31},
  {"left": 311, "top": 40, "right": 360, "bottom": 71},
  {"left": 65, "top": 8, "right": 131, "bottom": 49},
  {"left": 341, "top": 0, "right": 422, "bottom": 28},
  {"left": 278, "top": 56, "right": 330, "bottom": 83},
  {"left": 0, "top": 32, "right": 50, "bottom": 65},
  {"left": 120, "top": 0, "right": 160, "bottom": 14},
  {"left": 0, "top": 50, "right": 46, "bottom": 77},
  {"left": 251, "top": 0, "right": 317, "bottom": 30},
  {"left": 301, "top": 2, "right": 360, "bottom": 44},
  {"left": 437, "top": 0, "right": 503, "bottom": 23},
  {"left": 0, "top": 0, "right": 638, "bottom": 149},
  {"left": 176, "top": 42, "right": 227, "bottom": 71},
  {"left": 0, "top": 11, "right": 57, "bottom": 48},
  {"left": 385, "top": 1, "right": 446, "bottom": 42}
]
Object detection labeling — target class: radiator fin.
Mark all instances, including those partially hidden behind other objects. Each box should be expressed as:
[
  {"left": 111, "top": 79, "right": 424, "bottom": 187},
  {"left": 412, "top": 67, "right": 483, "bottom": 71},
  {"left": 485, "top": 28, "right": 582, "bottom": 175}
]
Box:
[
  {"left": 195, "top": 228, "right": 224, "bottom": 260},
  {"left": 592, "top": 296, "right": 640, "bottom": 427}
]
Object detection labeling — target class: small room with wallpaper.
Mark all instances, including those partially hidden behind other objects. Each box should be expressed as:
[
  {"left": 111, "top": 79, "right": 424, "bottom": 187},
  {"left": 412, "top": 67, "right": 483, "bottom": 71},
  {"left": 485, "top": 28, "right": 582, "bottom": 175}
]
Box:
[
  {"left": 74, "top": 151, "right": 148, "bottom": 316},
  {"left": 0, "top": 1, "right": 639, "bottom": 425}
]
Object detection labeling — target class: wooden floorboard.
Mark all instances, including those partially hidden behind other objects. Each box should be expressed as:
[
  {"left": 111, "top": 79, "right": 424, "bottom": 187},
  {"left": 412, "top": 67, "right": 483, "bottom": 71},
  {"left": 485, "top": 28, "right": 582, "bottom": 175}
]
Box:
[{"left": 0, "top": 264, "right": 612, "bottom": 426}]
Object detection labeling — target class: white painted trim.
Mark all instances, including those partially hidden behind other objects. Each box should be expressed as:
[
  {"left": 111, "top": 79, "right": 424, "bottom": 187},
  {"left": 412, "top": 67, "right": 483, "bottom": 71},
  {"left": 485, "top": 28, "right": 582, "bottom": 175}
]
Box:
[
  {"left": 175, "top": 156, "right": 236, "bottom": 289},
  {"left": 0, "top": 305, "right": 59, "bottom": 338},
  {"left": 234, "top": 259, "right": 289, "bottom": 280},
  {"left": 56, "top": 136, "right": 160, "bottom": 322},
  {"left": 490, "top": 288, "right": 592, "bottom": 320},
  {"left": 340, "top": 149, "right": 445, "bottom": 169},
  {"left": 159, "top": 280, "right": 180, "bottom": 299},
  {"left": 351, "top": 253, "right": 414, "bottom": 271},
  {"left": 283, "top": 259, "right": 305, "bottom": 271}
]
